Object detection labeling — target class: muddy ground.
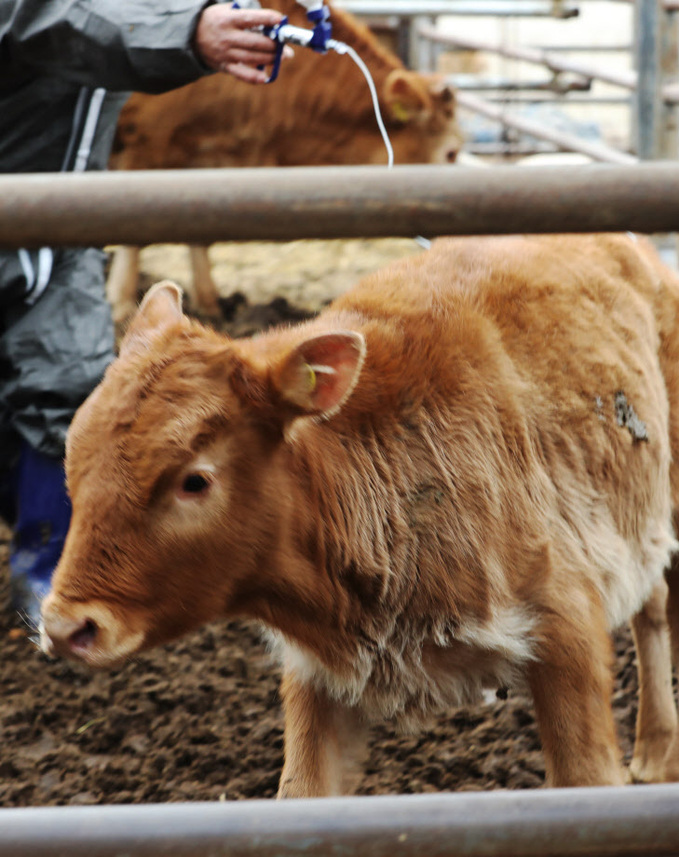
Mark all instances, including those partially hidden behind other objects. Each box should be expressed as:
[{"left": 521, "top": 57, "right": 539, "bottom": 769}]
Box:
[{"left": 0, "top": 239, "right": 642, "bottom": 807}]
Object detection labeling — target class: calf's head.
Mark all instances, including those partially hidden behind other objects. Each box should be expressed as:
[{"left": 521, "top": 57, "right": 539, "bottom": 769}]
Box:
[
  {"left": 40, "top": 282, "right": 365, "bottom": 668},
  {"left": 381, "top": 70, "right": 461, "bottom": 166}
]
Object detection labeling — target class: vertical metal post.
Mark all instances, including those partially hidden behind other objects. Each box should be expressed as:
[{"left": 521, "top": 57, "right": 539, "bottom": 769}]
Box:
[
  {"left": 660, "top": 7, "right": 679, "bottom": 158},
  {"left": 634, "top": 0, "right": 662, "bottom": 159},
  {"left": 397, "top": 16, "right": 411, "bottom": 66},
  {"left": 413, "top": 15, "right": 437, "bottom": 70}
]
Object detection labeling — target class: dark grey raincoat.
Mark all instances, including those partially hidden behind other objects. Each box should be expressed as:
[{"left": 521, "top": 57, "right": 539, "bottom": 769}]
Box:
[{"left": 0, "top": 0, "right": 214, "bottom": 464}]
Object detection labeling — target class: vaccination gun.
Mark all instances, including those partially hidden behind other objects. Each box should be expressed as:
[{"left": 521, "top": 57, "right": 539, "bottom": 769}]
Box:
[{"left": 234, "top": 0, "right": 343, "bottom": 82}]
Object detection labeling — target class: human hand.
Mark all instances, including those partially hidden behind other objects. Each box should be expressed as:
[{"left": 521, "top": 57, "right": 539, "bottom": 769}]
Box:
[{"left": 194, "top": 4, "right": 292, "bottom": 84}]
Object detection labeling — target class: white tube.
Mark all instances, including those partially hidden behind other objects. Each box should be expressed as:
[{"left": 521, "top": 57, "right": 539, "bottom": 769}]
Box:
[
  {"left": 276, "top": 23, "right": 314, "bottom": 47},
  {"left": 296, "top": 0, "right": 324, "bottom": 11}
]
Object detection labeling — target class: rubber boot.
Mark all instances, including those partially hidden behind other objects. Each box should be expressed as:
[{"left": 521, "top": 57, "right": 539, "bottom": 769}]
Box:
[
  {"left": 0, "top": 462, "right": 18, "bottom": 528},
  {"left": 9, "top": 443, "right": 71, "bottom": 627}
]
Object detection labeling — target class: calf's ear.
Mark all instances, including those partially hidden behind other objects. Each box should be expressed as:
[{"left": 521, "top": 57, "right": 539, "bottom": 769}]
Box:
[
  {"left": 119, "top": 280, "right": 184, "bottom": 358},
  {"left": 274, "top": 331, "right": 366, "bottom": 419},
  {"left": 383, "top": 69, "right": 431, "bottom": 122}
]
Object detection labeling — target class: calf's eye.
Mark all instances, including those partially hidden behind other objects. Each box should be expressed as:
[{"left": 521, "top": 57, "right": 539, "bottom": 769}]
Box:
[{"left": 181, "top": 473, "right": 211, "bottom": 495}]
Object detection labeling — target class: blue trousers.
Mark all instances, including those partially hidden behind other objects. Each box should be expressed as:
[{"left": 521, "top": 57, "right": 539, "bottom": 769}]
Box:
[{"left": 4, "top": 442, "right": 71, "bottom": 622}]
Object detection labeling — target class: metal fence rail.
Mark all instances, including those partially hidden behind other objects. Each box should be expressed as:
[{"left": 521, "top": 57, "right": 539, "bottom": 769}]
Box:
[
  {"left": 2, "top": 785, "right": 679, "bottom": 857},
  {"left": 420, "top": 26, "right": 639, "bottom": 91},
  {"left": 453, "top": 93, "right": 637, "bottom": 162},
  {"left": 2, "top": 163, "right": 679, "bottom": 248},
  {"left": 335, "top": 0, "right": 578, "bottom": 16}
]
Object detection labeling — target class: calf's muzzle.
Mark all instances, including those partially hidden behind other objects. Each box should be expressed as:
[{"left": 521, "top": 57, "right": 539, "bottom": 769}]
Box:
[{"left": 39, "top": 593, "right": 145, "bottom": 669}]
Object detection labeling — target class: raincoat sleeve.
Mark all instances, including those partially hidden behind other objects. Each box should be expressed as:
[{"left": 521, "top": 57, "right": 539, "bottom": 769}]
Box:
[{"left": 0, "top": 0, "right": 214, "bottom": 93}]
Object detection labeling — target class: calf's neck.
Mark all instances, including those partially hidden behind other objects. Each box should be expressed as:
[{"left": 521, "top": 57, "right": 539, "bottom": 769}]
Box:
[{"left": 41, "top": 234, "right": 679, "bottom": 794}]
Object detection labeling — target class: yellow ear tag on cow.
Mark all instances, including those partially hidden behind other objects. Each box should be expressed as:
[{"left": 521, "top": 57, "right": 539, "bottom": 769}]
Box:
[
  {"left": 305, "top": 364, "right": 317, "bottom": 391},
  {"left": 391, "top": 101, "right": 412, "bottom": 123}
]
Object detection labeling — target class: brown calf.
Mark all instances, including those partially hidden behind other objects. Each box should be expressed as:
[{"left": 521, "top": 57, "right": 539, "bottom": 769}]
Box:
[
  {"left": 106, "top": 0, "right": 460, "bottom": 323},
  {"left": 41, "top": 234, "right": 679, "bottom": 794}
]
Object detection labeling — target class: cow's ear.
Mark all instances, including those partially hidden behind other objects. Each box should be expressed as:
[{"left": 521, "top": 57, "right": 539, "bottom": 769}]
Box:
[
  {"left": 383, "top": 69, "right": 430, "bottom": 122},
  {"left": 274, "top": 331, "right": 366, "bottom": 419},
  {"left": 119, "top": 281, "right": 184, "bottom": 358}
]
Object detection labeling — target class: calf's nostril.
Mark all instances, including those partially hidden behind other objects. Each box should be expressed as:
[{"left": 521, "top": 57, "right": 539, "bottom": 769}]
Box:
[{"left": 68, "top": 618, "right": 98, "bottom": 652}]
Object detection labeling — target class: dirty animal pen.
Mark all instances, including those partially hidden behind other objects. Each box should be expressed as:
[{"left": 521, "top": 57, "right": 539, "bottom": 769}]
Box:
[
  {"left": 3, "top": 162, "right": 679, "bottom": 851},
  {"left": 3, "top": 2, "right": 679, "bottom": 854}
]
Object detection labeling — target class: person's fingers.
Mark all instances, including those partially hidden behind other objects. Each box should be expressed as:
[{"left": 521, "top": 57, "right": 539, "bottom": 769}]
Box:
[
  {"left": 222, "top": 28, "right": 278, "bottom": 53},
  {"left": 194, "top": 5, "right": 294, "bottom": 78},
  {"left": 195, "top": 6, "right": 281, "bottom": 69},
  {"left": 229, "top": 8, "right": 286, "bottom": 29},
  {"left": 222, "top": 62, "right": 270, "bottom": 84},
  {"left": 220, "top": 48, "right": 278, "bottom": 67}
]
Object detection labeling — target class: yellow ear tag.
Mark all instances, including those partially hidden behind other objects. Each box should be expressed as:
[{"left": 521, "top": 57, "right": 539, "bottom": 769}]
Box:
[
  {"left": 391, "top": 101, "right": 412, "bottom": 123},
  {"left": 305, "top": 364, "right": 317, "bottom": 391}
]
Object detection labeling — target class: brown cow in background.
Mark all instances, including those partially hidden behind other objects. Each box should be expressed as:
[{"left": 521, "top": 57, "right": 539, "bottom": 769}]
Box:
[
  {"left": 42, "top": 233, "right": 679, "bottom": 794},
  {"left": 106, "top": 0, "right": 460, "bottom": 322}
]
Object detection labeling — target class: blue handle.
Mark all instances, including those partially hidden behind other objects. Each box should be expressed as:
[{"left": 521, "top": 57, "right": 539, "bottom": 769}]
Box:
[
  {"left": 261, "top": 17, "right": 289, "bottom": 83},
  {"left": 305, "top": 5, "right": 332, "bottom": 52},
  {"left": 231, "top": 2, "right": 332, "bottom": 84}
]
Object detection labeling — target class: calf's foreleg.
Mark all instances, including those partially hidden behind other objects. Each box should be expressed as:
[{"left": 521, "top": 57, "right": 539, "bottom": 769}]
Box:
[
  {"left": 188, "top": 245, "right": 221, "bottom": 318},
  {"left": 106, "top": 246, "right": 141, "bottom": 324},
  {"left": 278, "top": 673, "right": 369, "bottom": 798}
]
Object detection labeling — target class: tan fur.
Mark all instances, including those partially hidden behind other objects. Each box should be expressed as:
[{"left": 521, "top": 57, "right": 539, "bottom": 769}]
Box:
[
  {"left": 105, "top": 0, "right": 460, "bottom": 322},
  {"left": 42, "top": 233, "right": 679, "bottom": 793}
]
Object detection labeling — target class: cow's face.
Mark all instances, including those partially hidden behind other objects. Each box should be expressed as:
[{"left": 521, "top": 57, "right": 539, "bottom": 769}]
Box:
[
  {"left": 40, "top": 283, "right": 365, "bottom": 668},
  {"left": 382, "top": 71, "right": 461, "bottom": 166},
  {"left": 312, "top": 69, "right": 461, "bottom": 168},
  {"left": 39, "top": 301, "right": 257, "bottom": 667}
]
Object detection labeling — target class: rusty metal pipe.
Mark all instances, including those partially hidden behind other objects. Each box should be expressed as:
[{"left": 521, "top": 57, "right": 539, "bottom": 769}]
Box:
[
  {"left": 2, "top": 164, "right": 679, "bottom": 249},
  {"left": 2, "top": 786, "right": 679, "bottom": 857}
]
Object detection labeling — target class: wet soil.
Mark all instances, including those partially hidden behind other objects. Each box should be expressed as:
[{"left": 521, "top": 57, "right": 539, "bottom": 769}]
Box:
[{"left": 0, "top": 239, "right": 642, "bottom": 807}]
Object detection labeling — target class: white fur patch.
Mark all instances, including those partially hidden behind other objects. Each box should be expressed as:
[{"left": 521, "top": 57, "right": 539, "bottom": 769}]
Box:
[
  {"left": 598, "top": 519, "right": 678, "bottom": 630},
  {"left": 453, "top": 605, "right": 537, "bottom": 662},
  {"left": 554, "top": 495, "right": 678, "bottom": 631},
  {"left": 266, "top": 604, "right": 536, "bottom": 730}
]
